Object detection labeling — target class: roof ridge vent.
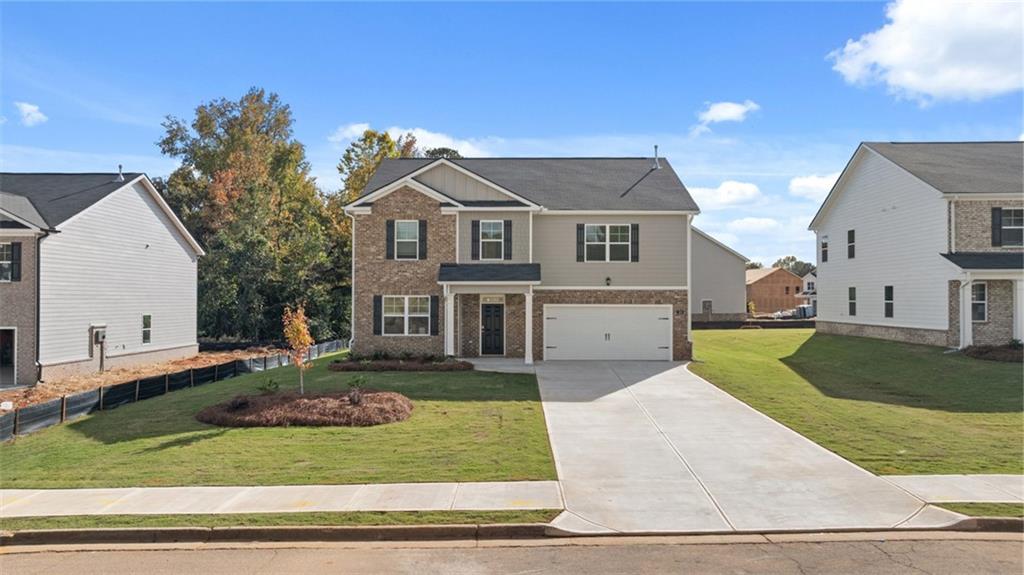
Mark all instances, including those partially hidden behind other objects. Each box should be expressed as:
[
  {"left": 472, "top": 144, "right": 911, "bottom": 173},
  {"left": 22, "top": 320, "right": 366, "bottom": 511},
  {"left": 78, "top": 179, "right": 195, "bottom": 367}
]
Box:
[
  {"left": 652, "top": 145, "right": 660, "bottom": 170},
  {"left": 116, "top": 164, "right": 124, "bottom": 182}
]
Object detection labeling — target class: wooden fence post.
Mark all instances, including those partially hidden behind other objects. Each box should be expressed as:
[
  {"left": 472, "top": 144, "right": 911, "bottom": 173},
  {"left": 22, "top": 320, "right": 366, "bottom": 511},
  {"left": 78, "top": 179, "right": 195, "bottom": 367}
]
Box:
[
  {"left": 263, "top": 356, "right": 268, "bottom": 371},
  {"left": 214, "top": 364, "right": 219, "bottom": 381},
  {"left": 165, "top": 373, "right": 170, "bottom": 394},
  {"left": 190, "top": 368, "right": 195, "bottom": 387},
  {"left": 12, "top": 408, "right": 19, "bottom": 435},
  {"left": 60, "top": 396, "right": 67, "bottom": 423},
  {"left": 134, "top": 380, "right": 140, "bottom": 402},
  {"left": 98, "top": 386, "right": 105, "bottom": 410}
]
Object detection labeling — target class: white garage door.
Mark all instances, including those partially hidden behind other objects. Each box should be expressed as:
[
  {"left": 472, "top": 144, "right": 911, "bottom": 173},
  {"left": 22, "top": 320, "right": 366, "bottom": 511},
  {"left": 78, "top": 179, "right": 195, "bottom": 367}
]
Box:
[{"left": 543, "top": 305, "right": 673, "bottom": 361}]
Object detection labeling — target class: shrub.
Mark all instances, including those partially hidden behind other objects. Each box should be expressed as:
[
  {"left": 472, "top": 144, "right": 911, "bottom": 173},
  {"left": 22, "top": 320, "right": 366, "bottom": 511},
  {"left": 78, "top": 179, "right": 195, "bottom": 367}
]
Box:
[{"left": 256, "top": 378, "right": 280, "bottom": 395}]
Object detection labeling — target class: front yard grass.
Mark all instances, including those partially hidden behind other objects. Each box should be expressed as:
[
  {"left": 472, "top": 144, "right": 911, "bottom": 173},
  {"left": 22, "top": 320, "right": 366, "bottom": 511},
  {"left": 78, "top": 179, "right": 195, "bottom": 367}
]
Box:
[
  {"left": 938, "top": 503, "right": 1024, "bottom": 518},
  {"left": 690, "top": 330, "right": 1022, "bottom": 475},
  {"left": 0, "top": 355, "right": 556, "bottom": 488},
  {"left": 0, "top": 510, "right": 560, "bottom": 531}
]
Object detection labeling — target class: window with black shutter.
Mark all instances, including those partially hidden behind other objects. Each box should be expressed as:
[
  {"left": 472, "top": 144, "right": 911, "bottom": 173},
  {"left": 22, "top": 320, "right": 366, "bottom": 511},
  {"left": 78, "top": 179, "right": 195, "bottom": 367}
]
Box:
[
  {"left": 503, "top": 220, "right": 513, "bottom": 260},
  {"left": 999, "top": 208, "right": 1023, "bottom": 247},
  {"left": 471, "top": 220, "right": 481, "bottom": 260},
  {"left": 0, "top": 242, "right": 17, "bottom": 282}
]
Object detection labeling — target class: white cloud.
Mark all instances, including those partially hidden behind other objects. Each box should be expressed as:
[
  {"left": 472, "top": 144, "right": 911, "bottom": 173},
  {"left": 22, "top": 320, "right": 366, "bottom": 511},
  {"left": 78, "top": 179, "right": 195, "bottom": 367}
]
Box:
[
  {"left": 727, "top": 217, "right": 781, "bottom": 233},
  {"left": 689, "top": 180, "right": 763, "bottom": 210},
  {"left": 385, "top": 126, "right": 491, "bottom": 157},
  {"left": 691, "top": 100, "right": 760, "bottom": 136},
  {"left": 829, "top": 0, "right": 1023, "bottom": 103},
  {"left": 14, "top": 102, "right": 47, "bottom": 126},
  {"left": 327, "top": 122, "right": 371, "bottom": 143},
  {"left": 788, "top": 172, "right": 840, "bottom": 202}
]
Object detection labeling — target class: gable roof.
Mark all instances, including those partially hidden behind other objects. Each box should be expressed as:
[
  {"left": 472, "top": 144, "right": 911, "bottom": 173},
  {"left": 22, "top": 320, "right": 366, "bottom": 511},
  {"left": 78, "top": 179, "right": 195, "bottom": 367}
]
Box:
[
  {"left": 361, "top": 157, "right": 699, "bottom": 211},
  {"left": 692, "top": 227, "right": 748, "bottom": 262},
  {"left": 745, "top": 267, "right": 801, "bottom": 285},
  {"left": 0, "top": 172, "right": 144, "bottom": 229}
]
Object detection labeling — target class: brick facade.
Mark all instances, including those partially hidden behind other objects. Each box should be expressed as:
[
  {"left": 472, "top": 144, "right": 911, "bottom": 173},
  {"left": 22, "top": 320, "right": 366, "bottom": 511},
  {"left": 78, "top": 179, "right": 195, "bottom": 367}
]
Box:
[
  {"left": 954, "top": 199, "right": 1024, "bottom": 252},
  {"left": 816, "top": 320, "right": 950, "bottom": 348},
  {"left": 351, "top": 187, "right": 454, "bottom": 357},
  {"left": 0, "top": 235, "right": 38, "bottom": 386},
  {"left": 532, "top": 289, "right": 691, "bottom": 361},
  {"left": 971, "top": 280, "right": 1016, "bottom": 346},
  {"left": 746, "top": 268, "right": 804, "bottom": 314}
]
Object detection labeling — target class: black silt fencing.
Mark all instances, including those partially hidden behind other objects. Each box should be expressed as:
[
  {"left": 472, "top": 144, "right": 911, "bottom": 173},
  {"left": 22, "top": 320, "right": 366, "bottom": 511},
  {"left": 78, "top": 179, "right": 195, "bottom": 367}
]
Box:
[{"left": 1, "top": 340, "right": 344, "bottom": 440}]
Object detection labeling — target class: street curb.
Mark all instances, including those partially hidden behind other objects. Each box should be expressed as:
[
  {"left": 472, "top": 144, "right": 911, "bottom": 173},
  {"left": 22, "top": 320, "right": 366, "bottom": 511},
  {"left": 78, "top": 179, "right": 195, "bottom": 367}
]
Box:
[{"left": 0, "top": 523, "right": 549, "bottom": 546}]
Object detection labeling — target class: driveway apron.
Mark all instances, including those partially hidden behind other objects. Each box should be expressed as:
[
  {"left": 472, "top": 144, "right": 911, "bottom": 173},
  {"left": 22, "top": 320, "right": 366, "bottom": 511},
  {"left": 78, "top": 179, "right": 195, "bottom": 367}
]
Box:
[{"left": 536, "top": 361, "right": 964, "bottom": 534}]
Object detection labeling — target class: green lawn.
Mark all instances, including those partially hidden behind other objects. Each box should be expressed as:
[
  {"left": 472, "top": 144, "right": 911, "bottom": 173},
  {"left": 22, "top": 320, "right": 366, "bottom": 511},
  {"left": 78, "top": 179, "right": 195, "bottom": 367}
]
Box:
[
  {"left": 690, "top": 330, "right": 1023, "bottom": 475},
  {"left": 0, "top": 355, "right": 556, "bottom": 488},
  {"left": 0, "top": 510, "right": 560, "bottom": 531},
  {"left": 939, "top": 503, "right": 1024, "bottom": 518}
]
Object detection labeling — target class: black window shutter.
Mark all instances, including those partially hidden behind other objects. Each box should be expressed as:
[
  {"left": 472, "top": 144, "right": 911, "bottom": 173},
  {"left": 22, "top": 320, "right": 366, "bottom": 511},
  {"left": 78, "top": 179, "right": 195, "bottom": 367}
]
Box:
[
  {"left": 385, "top": 220, "right": 395, "bottom": 259},
  {"left": 372, "top": 295, "right": 382, "bottom": 335},
  {"left": 430, "top": 295, "right": 439, "bottom": 336},
  {"left": 471, "top": 220, "right": 480, "bottom": 260},
  {"left": 503, "top": 220, "right": 513, "bottom": 260},
  {"left": 10, "top": 242, "right": 21, "bottom": 282},
  {"left": 630, "top": 224, "right": 639, "bottom": 262},
  {"left": 992, "top": 208, "right": 1003, "bottom": 247},
  {"left": 576, "top": 224, "right": 585, "bottom": 262},
  {"left": 419, "top": 220, "right": 428, "bottom": 259}
]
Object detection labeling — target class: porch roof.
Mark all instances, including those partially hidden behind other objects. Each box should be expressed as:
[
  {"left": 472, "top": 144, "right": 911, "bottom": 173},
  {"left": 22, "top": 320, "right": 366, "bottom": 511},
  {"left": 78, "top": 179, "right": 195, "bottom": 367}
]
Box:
[
  {"left": 942, "top": 252, "right": 1023, "bottom": 271},
  {"left": 438, "top": 263, "right": 541, "bottom": 283}
]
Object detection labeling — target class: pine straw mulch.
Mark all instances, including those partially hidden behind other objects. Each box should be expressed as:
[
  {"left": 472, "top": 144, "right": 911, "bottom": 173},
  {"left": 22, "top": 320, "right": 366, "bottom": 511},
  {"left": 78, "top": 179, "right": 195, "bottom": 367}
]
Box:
[
  {"left": 329, "top": 359, "right": 473, "bottom": 372},
  {"left": 195, "top": 391, "right": 414, "bottom": 427},
  {"left": 0, "top": 347, "right": 285, "bottom": 410},
  {"left": 964, "top": 345, "right": 1024, "bottom": 363}
]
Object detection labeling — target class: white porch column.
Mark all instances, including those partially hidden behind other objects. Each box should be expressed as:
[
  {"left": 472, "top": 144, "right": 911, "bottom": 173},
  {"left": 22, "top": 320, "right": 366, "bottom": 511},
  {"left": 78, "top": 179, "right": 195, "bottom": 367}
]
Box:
[
  {"left": 959, "top": 278, "right": 973, "bottom": 349},
  {"left": 525, "top": 289, "right": 534, "bottom": 364},
  {"left": 444, "top": 288, "right": 455, "bottom": 357}
]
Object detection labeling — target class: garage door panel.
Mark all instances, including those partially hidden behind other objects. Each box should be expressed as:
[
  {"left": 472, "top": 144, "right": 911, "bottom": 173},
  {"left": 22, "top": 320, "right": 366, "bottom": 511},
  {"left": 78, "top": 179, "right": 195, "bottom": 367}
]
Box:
[{"left": 544, "top": 305, "right": 672, "bottom": 361}]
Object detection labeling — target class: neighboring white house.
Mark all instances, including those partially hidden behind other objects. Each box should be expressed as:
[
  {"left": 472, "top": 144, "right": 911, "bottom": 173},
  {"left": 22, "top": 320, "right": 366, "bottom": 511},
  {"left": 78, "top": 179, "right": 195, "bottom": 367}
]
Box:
[
  {"left": 808, "top": 142, "right": 1023, "bottom": 348},
  {"left": 0, "top": 172, "right": 204, "bottom": 386},
  {"left": 798, "top": 271, "right": 817, "bottom": 315},
  {"left": 690, "top": 227, "right": 748, "bottom": 322}
]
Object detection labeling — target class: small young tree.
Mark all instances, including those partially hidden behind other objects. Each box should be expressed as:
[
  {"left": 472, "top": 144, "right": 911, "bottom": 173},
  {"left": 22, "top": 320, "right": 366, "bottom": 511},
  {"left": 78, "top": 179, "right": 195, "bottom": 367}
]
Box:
[{"left": 283, "top": 305, "right": 314, "bottom": 394}]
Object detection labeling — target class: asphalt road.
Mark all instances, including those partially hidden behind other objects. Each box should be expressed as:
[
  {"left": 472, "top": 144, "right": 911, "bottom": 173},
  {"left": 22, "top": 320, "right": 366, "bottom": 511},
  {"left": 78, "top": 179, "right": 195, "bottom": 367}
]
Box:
[{"left": 4, "top": 536, "right": 1022, "bottom": 574}]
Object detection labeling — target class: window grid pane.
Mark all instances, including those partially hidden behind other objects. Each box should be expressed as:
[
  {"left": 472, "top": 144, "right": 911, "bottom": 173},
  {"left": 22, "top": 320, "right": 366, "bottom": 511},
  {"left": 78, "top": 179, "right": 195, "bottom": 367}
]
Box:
[
  {"left": 395, "top": 240, "right": 418, "bottom": 259},
  {"left": 481, "top": 241, "right": 503, "bottom": 259},
  {"left": 585, "top": 225, "right": 605, "bottom": 242},
  {"left": 395, "top": 221, "right": 419, "bottom": 240},
  {"left": 383, "top": 297, "right": 405, "bottom": 315},
  {"left": 586, "top": 244, "right": 606, "bottom": 261},
  {"left": 480, "top": 221, "right": 503, "bottom": 240},
  {"left": 609, "top": 225, "right": 630, "bottom": 243},
  {"left": 407, "top": 317, "right": 429, "bottom": 335},
  {"left": 0, "top": 244, "right": 10, "bottom": 262},
  {"left": 384, "top": 317, "right": 405, "bottom": 334},
  {"left": 408, "top": 296, "right": 430, "bottom": 315}
]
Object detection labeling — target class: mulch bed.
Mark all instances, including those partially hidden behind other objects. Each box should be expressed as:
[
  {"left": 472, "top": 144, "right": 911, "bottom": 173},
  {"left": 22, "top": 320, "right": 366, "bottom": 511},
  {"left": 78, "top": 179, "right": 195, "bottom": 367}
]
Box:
[
  {"left": 329, "top": 359, "right": 473, "bottom": 372},
  {"left": 964, "top": 345, "right": 1024, "bottom": 363},
  {"left": 196, "top": 391, "right": 413, "bottom": 427}
]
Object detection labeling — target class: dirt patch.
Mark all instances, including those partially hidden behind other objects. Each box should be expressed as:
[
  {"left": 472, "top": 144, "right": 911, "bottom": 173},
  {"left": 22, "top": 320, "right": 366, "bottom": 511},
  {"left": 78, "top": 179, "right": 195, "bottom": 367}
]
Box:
[
  {"left": 329, "top": 359, "right": 473, "bottom": 372},
  {"left": 964, "top": 345, "right": 1024, "bottom": 363},
  {"left": 0, "top": 347, "right": 285, "bottom": 410},
  {"left": 195, "top": 391, "right": 413, "bottom": 427}
]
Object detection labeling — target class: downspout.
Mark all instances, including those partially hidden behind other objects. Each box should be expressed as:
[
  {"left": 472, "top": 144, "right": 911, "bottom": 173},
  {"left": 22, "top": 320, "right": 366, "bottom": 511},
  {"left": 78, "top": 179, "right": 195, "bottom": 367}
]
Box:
[
  {"left": 345, "top": 210, "right": 357, "bottom": 351},
  {"left": 686, "top": 213, "right": 693, "bottom": 345},
  {"left": 35, "top": 230, "right": 49, "bottom": 384},
  {"left": 949, "top": 196, "right": 957, "bottom": 253}
]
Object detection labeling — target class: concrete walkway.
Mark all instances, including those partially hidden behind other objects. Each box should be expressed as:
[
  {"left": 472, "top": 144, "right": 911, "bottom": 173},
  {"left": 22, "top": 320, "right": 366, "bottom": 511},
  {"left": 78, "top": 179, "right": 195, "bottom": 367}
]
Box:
[
  {"left": 885, "top": 475, "right": 1024, "bottom": 503},
  {"left": 0, "top": 481, "right": 562, "bottom": 518},
  {"left": 536, "top": 361, "right": 965, "bottom": 534}
]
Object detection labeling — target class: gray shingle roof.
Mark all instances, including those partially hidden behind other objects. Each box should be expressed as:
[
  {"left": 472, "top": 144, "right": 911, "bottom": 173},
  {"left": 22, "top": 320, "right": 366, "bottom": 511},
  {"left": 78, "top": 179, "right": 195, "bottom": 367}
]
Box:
[
  {"left": 942, "top": 252, "right": 1024, "bottom": 270},
  {"left": 864, "top": 142, "right": 1023, "bottom": 195},
  {"left": 0, "top": 173, "right": 143, "bottom": 228},
  {"left": 363, "top": 158, "right": 699, "bottom": 211},
  {"left": 438, "top": 263, "right": 541, "bottom": 283}
]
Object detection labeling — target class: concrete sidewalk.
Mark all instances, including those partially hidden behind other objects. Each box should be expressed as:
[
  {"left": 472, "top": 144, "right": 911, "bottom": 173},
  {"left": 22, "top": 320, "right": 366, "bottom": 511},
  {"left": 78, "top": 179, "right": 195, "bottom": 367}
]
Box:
[
  {"left": 885, "top": 475, "right": 1024, "bottom": 503},
  {"left": 0, "top": 481, "right": 563, "bottom": 518}
]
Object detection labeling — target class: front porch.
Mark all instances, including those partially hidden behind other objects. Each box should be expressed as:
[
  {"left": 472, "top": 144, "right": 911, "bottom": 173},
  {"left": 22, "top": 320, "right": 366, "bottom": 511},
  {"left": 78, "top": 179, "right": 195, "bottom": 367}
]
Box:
[{"left": 944, "top": 253, "right": 1024, "bottom": 348}]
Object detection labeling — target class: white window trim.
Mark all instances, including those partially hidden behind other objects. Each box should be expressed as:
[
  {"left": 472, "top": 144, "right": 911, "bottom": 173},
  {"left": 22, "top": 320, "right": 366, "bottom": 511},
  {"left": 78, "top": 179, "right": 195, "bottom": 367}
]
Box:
[
  {"left": 971, "top": 281, "right": 988, "bottom": 323},
  {"left": 848, "top": 287, "right": 857, "bottom": 317},
  {"left": 0, "top": 242, "right": 11, "bottom": 283},
  {"left": 884, "top": 286, "right": 894, "bottom": 318},
  {"left": 1000, "top": 207, "right": 1023, "bottom": 248},
  {"left": 479, "top": 220, "right": 505, "bottom": 261},
  {"left": 820, "top": 236, "right": 829, "bottom": 263},
  {"left": 394, "top": 220, "right": 420, "bottom": 261},
  {"left": 847, "top": 229, "right": 855, "bottom": 259},
  {"left": 382, "top": 295, "right": 431, "bottom": 336},
  {"left": 142, "top": 314, "right": 152, "bottom": 345},
  {"left": 583, "top": 224, "right": 632, "bottom": 263}
]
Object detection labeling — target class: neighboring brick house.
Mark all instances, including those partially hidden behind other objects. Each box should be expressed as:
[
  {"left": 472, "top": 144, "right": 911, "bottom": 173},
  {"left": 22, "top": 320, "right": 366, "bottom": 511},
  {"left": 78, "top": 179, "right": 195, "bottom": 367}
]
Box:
[
  {"left": 809, "top": 142, "right": 1023, "bottom": 348},
  {"left": 745, "top": 267, "right": 804, "bottom": 315},
  {"left": 0, "top": 172, "right": 204, "bottom": 387},
  {"left": 344, "top": 156, "right": 699, "bottom": 363}
]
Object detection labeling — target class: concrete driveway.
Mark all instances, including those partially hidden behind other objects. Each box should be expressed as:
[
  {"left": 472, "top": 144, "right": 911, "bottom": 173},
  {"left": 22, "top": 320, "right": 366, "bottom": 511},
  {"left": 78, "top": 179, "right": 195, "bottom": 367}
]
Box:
[{"left": 536, "top": 361, "right": 964, "bottom": 534}]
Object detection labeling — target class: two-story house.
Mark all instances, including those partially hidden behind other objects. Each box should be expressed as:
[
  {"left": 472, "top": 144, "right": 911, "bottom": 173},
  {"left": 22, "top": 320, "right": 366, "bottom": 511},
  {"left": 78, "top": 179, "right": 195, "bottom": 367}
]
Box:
[
  {"left": 809, "top": 142, "right": 1023, "bottom": 348},
  {"left": 0, "top": 172, "right": 204, "bottom": 387},
  {"left": 343, "top": 157, "right": 699, "bottom": 363},
  {"left": 797, "top": 270, "right": 817, "bottom": 315},
  {"left": 745, "top": 267, "right": 804, "bottom": 315}
]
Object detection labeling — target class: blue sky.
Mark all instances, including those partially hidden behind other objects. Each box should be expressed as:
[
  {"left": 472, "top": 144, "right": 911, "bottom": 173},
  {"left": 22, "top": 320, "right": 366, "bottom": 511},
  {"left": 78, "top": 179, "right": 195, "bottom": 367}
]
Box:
[{"left": 2, "top": 1, "right": 1021, "bottom": 264}]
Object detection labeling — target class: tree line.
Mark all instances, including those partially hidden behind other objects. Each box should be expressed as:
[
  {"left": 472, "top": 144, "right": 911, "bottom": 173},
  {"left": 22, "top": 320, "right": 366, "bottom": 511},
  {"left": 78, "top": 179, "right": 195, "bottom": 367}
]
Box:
[{"left": 157, "top": 88, "right": 461, "bottom": 343}]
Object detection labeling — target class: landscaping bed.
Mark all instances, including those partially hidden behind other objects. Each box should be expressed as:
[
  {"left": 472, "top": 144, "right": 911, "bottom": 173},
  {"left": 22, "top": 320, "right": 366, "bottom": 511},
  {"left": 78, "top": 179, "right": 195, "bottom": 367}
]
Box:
[
  {"left": 196, "top": 390, "right": 413, "bottom": 427},
  {"left": 964, "top": 344, "right": 1023, "bottom": 363},
  {"left": 690, "top": 329, "right": 1023, "bottom": 475},
  {"left": 329, "top": 357, "right": 473, "bottom": 372}
]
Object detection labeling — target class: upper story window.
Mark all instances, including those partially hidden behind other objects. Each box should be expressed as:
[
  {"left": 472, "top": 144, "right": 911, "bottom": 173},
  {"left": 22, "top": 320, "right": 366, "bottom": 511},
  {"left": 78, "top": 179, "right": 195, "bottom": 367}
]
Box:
[
  {"left": 0, "top": 243, "right": 12, "bottom": 282},
  {"left": 383, "top": 295, "right": 430, "bottom": 336},
  {"left": 848, "top": 287, "right": 857, "bottom": 316},
  {"left": 847, "top": 230, "right": 855, "bottom": 259},
  {"left": 971, "top": 282, "right": 987, "bottom": 322},
  {"left": 821, "top": 239, "right": 829, "bottom": 263},
  {"left": 395, "top": 220, "right": 420, "bottom": 260},
  {"left": 785, "top": 286, "right": 790, "bottom": 295},
  {"left": 884, "top": 286, "right": 894, "bottom": 318},
  {"left": 585, "top": 224, "right": 630, "bottom": 262},
  {"left": 142, "top": 315, "right": 152, "bottom": 344},
  {"left": 807, "top": 281, "right": 816, "bottom": 291},
  {"left": 480, "top": 220, "right": 504, "bottom": 260},
  {"left": 999, "top": 208, "right": 1023, "bottom": 247}
]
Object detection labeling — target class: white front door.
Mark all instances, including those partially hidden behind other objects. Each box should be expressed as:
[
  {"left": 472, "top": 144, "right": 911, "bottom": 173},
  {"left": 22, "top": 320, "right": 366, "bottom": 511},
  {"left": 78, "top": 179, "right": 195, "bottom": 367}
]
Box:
[{"left": 543, "top": 304, "right": 673, "bottom": 360}]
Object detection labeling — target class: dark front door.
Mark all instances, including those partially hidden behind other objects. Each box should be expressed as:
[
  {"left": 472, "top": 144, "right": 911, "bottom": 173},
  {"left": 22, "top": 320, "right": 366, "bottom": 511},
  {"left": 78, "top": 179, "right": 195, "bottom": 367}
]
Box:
[{"left": 481, "top": 303, "right": 504, "bottom": 355}]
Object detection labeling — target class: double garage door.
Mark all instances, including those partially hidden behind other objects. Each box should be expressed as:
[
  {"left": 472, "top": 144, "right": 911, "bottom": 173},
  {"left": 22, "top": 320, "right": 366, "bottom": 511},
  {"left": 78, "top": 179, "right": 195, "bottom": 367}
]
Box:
[{"left": 543, "top": 305, "right": 673, "bottom": 361}]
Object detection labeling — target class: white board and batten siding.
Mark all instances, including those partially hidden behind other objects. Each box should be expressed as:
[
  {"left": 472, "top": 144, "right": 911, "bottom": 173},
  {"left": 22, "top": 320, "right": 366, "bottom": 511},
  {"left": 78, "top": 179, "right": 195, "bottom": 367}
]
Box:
[
  {"left": 814, "top": 149, "right": 955, "bottom": 331},
  {"left": 414, "top": 164, "right": 510, "bottom": 202},
  {"left": 39, "top": 181, "right": 199, "bottom": 365}
]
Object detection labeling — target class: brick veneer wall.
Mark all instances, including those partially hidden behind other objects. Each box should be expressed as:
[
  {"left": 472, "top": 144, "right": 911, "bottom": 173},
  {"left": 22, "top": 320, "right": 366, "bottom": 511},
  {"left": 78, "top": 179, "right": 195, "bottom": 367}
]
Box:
[
  {"left": 816, "top": 320, "right": 950, "bottom": 347},
  {"left": 532, "top": 289, "right": 691, "bottom": 361},
  {"left": 0, "top": 234, "right": 38, "bottom": 386},
  {"left": 746, "top": 269, "right": 804, "bottom": 314},
  {"left": 972, "top": 280, "right": 1015, "bottom": 346},
  {"left": 457, "top": 293, "right": 526, "bottom": 358},
  {"left": 954, "top": 199, "right": 1024, "bottom": 252},
  {"left": 351, "top": 186, "right": 453, "bottom": 357}
]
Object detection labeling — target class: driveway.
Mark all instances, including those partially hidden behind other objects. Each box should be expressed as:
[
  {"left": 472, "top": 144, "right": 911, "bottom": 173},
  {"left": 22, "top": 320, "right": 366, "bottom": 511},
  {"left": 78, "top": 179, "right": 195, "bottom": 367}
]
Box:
[{"left": 536, "top": 361, "right": 964, "bottom": 534}]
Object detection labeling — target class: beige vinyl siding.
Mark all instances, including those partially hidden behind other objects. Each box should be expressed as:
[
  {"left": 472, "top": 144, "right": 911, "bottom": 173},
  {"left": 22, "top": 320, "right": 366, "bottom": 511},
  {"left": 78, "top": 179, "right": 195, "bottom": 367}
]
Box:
[
  {"left": 532, "top": 214, "right": 687, "bottom": 287},
  {"left": 814, "top": 149, "right": 954, "bottom": 331},
  {"left": 457, "top": 211, "right": 530, "bottom": 263},
  {"left": 690, "top": 230, "right": 746, "bottom": 315},
  {"left": 38, "top": 181, "right": 199, "bottom": 364},
  {"left": 415, "top": 164, "right": 511, "bottom": 202}
]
